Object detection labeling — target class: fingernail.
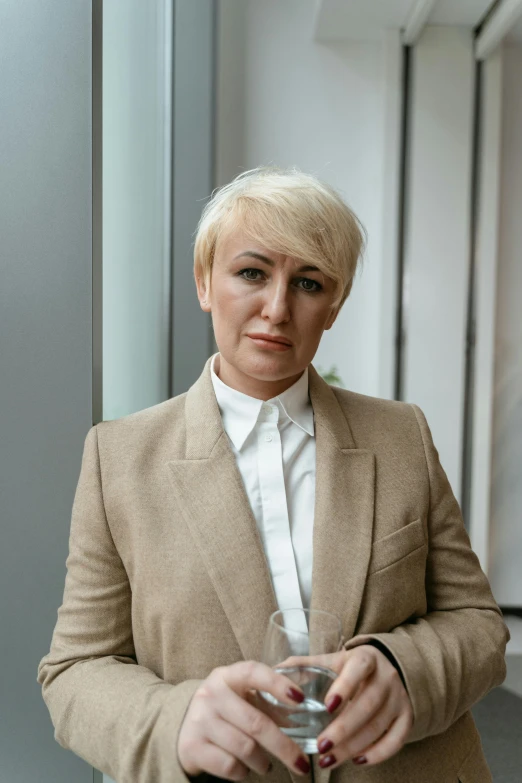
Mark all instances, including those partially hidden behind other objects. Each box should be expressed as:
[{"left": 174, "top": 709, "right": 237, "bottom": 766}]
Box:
[
  {"left": 295, "top": 756, "right": 310, "bottom": 774},
  {"left": 353, "top": 755, "right": 368, "bottom": 766},
  {"left": 319, "top": 754, "right": 336, "bottom": 769},
  {"left": 318, "top": 738, "right": 333, "bottom": 754},
  {"left": 287, "top": 686, "right": 305, "bottom": 703},
  {"left": 325, "top": 694, "right": 342, "bottom": 713}
]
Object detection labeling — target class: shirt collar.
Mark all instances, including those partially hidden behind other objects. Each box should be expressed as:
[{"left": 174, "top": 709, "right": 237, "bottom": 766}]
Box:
[{"left": 210, "top": 354, "right": 314, "bottom": 451}]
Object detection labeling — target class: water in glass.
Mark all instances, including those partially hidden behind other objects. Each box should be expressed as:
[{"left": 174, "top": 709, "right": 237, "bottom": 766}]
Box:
[{"left": 259, "top": 665, "right": 337, "bottom": 753}]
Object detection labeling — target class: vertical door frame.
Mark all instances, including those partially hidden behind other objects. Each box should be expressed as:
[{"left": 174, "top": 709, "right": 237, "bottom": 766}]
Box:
[{"left": 468, "top": 49, "right": 504, "bottom": 572}]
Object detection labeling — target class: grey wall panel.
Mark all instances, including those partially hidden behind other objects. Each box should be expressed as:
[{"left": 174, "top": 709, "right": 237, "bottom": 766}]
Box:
[
  {"left": 0, "top": 1, "right": 94, "bottom": 781},
  {"left": 172, "top": 0, "right": 215, "bottom": 395}
]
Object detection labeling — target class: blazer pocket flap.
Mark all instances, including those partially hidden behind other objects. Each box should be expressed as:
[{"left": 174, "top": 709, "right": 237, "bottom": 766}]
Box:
[{"left": 369, "top": 518, "right": 426, "bottom": 574}]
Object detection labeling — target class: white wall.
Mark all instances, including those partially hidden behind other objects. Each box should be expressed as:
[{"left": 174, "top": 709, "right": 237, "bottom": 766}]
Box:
[
  {"left": 217, "top": 0, "right": 395, "bottom": 398},
  {"left": 402, "top": 27, "right": 475, "bottom": 502},
  {"left": 489, "top": 44, "right": 522, "bottom": 606}
]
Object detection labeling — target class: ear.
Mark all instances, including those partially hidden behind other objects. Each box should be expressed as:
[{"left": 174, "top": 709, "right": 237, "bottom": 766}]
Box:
[
  {"left": 195, "top": 274, "right": 211, "bottom": 313},
  {"left": 324, "top": 304, "right": 341, "bottom": 331}
]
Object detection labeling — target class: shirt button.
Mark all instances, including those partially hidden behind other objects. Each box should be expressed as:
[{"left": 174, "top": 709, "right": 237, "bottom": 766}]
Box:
[{"left": 264, "top": 434, "right": 273, "bottom": 442}]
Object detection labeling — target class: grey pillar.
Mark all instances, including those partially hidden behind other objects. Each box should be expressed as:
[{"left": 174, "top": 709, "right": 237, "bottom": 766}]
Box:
[
  {"left": 172, "top": 0, "right": 216, "bottom": 395},
  {"left": 0, "top": 1, "right": 94, "bottom": 781}
]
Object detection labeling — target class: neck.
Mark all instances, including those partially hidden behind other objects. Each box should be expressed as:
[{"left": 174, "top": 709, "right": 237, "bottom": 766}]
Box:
[{"left": 215, "top": 354, "right": 305, "bottom": 400}]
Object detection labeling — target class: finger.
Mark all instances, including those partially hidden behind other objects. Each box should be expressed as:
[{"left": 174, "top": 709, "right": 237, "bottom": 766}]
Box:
[
  {"left": 216, "top": 689, "right": 311, "bottom": 776},
  {"left": 223, "top": 660, "right": 305, "bottom": 705},
  {"left": 206, "top": 718, "right": 272, "bottom": 776},
  {"left": 319, "top": 699, "right": 395, "bottom": 767},
  {"left": 277, "top": 652, "right": 345, "bottom": 674},
  {"left": 317, "top": 675, "right": 390, "bottom": 751},
  {"left": 348, "top": 710, "right": 413, "bottom": 768},
  {"left": 196, "top": 741, "right": 250, "bottom": 781},
  {"left": 322, "top": 648, "right": 378, "bottom": 712}
]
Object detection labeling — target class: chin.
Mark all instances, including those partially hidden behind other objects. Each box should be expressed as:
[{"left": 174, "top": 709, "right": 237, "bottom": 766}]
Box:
[{"left": 239, "top": 352, "right": 301, "bottom": 381}]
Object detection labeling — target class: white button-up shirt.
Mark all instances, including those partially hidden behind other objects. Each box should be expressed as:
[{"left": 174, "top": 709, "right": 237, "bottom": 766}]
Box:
[{"left": 210, "top": 354, "right": 316, "bottom": 612}]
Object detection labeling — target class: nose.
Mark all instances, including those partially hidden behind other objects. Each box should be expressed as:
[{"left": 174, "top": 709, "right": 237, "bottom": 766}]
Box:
[{"left": 260, "top": 277, "right": 291, "bottom": 324}]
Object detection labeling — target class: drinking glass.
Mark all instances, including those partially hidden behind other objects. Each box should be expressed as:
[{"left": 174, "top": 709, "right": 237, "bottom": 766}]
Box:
[{"left": 258, "top": 608, "right": 343, "bottom": 754}]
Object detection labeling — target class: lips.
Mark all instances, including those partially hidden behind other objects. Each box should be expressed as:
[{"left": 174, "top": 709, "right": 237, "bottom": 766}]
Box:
[{"left": 247, "top": 333, "right": 293, "bottom": 346}]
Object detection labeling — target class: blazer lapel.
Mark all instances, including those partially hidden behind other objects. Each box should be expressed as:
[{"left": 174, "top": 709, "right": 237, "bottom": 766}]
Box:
[
  {"left": 308, "top": 366, "right": 375, "bottom": 641},
  {"left": 166, "top": 359, "right": 278, "bottom": 662}
]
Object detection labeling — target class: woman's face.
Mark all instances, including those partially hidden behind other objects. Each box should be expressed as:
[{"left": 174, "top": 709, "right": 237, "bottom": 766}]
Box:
[{"left": 196, "top": 227, "right": 340, "bottom": 399}]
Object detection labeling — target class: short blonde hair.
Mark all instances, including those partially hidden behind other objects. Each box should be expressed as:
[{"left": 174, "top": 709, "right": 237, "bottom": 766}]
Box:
[{"left": 194, "top": 166, "right": 366, "bottom": 309}]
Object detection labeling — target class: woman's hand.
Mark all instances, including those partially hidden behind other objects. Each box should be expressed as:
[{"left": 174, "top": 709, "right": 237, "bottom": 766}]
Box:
[
  {"left": 283, "top": 645, "right": 413, "bottom": 770},
  {"left": 177, "top": 661, "right": 313, "bottom": 780}
]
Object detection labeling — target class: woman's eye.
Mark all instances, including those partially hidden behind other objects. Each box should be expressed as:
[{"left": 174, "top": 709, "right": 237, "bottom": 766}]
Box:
[
  {"left": 237, "top": 269, "right": 321, "bottom": 291},
  {"left": 239, "top": 268, "right": 263, "bottom": 281},
  {"left": 297, "top": 278, "right": 322, "bottom": 292}
]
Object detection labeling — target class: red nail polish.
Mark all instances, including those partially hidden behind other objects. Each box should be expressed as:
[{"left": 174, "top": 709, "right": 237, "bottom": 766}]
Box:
[
  {"left": 325, "top": 694, "right": 342, "bottom": 713},
  {"left": 318, "top": 738, "right": 333, "bottom": 754},
  {"left": 287, "top": 686, "right": 305, "bottom": 703},
  {"left": 319, "top": 754, "right": 336, "bottom": 769},
  {"left": 295, "top": 757, "right": 310, "bottom": 774},
  {"left": 353, "top": 755, "right": 368, "bottom": 765}
]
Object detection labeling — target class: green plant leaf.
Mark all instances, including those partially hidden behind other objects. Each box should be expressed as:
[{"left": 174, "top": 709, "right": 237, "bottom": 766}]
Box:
[{"left": 316, "top": 364, "right": 344, "bottom": 387}]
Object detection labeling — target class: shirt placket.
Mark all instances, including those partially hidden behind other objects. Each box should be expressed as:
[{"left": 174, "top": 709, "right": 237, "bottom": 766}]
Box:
[{"left": 257, "top": 402, "right": 304, "bottom": 614}]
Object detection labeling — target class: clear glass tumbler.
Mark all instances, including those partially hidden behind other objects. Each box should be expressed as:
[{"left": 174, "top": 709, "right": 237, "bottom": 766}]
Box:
[{"left": 258, "top": 608, "right": 343, "bottom": 754}]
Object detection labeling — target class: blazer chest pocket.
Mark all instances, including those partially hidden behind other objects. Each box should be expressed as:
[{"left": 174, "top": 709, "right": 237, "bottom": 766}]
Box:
[{"left": 369, "top": 517, "right": 426, "bottom": 575}]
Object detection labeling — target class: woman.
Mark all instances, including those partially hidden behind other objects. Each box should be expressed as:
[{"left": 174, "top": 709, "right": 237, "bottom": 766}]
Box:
[{"left": 38, "top": 167, "right": 509, "bottom": 783}]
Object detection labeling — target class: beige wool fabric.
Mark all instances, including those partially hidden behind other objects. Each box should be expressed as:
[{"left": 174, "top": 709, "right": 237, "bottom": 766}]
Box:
[{"left": 38, "top": 358, "right": 509, "bottom": 783}]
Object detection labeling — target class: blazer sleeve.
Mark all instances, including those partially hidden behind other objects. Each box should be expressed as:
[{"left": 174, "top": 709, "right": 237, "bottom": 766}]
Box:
[
  {"left": 344, "top": 403, "right": 510, "bottom": 744},
  {"left": 37, "top": 425, "right": 200, "bottom": 783}
]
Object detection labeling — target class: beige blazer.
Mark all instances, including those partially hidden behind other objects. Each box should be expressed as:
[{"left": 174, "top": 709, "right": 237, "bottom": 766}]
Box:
[{"left": 38, "top": 358, "right": 509, "bottom": 783}]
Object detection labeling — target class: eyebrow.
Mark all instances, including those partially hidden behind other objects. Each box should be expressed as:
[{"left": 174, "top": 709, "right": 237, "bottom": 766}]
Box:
[{"left": 233, "top": 250, "right": 320, "bottom": 274}]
